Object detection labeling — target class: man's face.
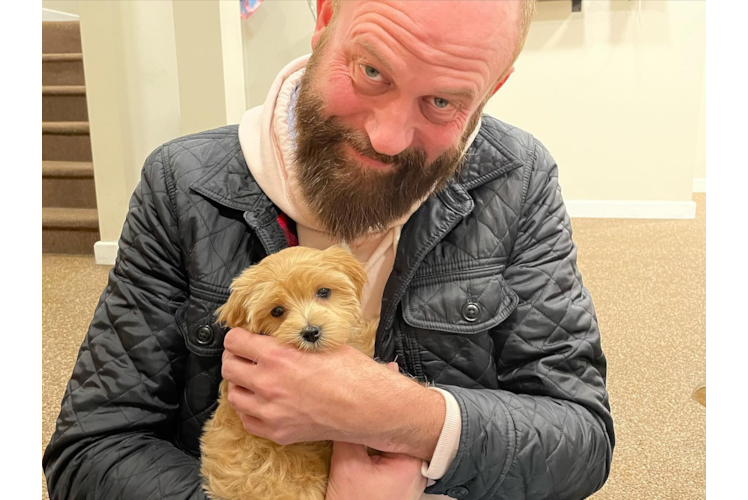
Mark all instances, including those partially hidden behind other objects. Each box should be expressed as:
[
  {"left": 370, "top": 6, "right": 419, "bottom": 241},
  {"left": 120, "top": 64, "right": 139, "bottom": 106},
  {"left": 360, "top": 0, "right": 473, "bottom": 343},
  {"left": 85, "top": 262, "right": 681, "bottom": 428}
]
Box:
[{"left": 294, "top": 0, "right": 520, "bottom": 242}]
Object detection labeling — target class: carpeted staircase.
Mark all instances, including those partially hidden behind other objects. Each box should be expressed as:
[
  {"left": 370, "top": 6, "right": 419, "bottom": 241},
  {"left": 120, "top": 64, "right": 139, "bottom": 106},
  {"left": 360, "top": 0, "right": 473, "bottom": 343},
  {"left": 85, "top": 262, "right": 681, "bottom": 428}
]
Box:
[{"left": 42, "top": 20, "right": 99, "bottom": 255}]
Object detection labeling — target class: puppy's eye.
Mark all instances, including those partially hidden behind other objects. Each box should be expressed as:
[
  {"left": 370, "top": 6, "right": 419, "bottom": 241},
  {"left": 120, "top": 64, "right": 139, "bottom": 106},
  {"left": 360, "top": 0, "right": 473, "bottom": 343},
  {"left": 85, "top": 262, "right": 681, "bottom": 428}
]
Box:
[
  {"left": 316, "top": 288, "right": 331, "bottom": 299},
  {"left": 271, "top": 306, "right": 285, "bottom": 317}
]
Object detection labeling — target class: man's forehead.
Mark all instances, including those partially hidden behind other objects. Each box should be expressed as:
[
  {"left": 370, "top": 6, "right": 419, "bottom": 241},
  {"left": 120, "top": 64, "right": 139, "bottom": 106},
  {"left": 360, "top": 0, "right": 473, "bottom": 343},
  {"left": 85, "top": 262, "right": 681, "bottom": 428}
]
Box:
[{"left": 336, "top": 0, "right": 520, "bottom": 80}]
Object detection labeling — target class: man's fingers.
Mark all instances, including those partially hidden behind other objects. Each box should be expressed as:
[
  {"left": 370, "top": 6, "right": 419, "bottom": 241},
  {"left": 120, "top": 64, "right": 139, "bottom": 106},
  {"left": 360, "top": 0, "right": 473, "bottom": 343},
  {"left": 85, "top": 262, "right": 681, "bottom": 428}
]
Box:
[
  {"left": 221, "top": 351, "right": 259, "bottom": 390},
  {"left": 332, "top": 441, "right": 370, "bottom": 463},
  {"left": 385, "top": 362, "right": 400, "bottom": 373},
  {"left": 238, "top": 411, "right": 267, "bottom": 436},
  {"left": 224, "top": 328, "right": 278, "bottom": 364},
  {"left": 375, "top": 452, "right": 426, "bottom": 474},
  {"left": 226, "top": 382, "right": 262, "bottom": 417}
]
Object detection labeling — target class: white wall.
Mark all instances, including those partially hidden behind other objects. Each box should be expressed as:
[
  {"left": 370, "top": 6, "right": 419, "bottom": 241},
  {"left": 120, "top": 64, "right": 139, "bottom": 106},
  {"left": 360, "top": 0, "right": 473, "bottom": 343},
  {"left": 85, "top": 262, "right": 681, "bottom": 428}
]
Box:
[
  {"left": 79, "top": 0, "right": 183, "bottom": 246},
  {"left": 42, "top": 10, "right": 78, "bottom": 21},
  {"left": 239, "top": 0, "right": 705, "bottom": 215},
  {"left": 488, "top": 0, "right": 706, "bottom": 207},
  {"left": 42, "top": 0, "right": 78, "bottom": 16},
  {"left": 220, "top": 0, "right": 249, "bottom": 125},
  {"left": 77, "top": 0, "right": 245, "bottom": 263},
  {"left": 695, "top": 63, "right": 706, "bottom": 183},
  {"left": 241, "top": 1, "right": 317, "bottom": 108},
  {"left": 172, "top": 1, "right": 228, "bottom": 136}
]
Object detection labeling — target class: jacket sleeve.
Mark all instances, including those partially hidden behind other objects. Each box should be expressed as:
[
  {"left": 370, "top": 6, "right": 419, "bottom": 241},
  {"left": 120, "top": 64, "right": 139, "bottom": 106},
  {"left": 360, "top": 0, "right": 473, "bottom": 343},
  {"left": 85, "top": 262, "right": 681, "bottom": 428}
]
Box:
[
  {"left": 425, "top": 139, "right": 615, "bottom": 500},
  {"left": 42, "top": 146, "right": 208, "bottom": 499}
]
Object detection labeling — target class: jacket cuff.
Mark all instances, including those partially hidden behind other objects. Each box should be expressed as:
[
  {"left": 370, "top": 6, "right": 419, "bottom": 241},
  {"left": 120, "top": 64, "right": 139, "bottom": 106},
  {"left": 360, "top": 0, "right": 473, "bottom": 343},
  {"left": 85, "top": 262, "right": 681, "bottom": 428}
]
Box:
[{"left": 421, "top": 387, "right": 462, "bottom": 483}]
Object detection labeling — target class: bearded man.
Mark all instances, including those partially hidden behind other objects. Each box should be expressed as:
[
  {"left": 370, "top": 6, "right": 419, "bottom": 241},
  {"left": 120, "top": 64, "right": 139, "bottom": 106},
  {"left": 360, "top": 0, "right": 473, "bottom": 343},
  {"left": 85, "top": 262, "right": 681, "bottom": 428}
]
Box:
[{"left": 43, "top": 1, "right": 615, "bottom": 499}]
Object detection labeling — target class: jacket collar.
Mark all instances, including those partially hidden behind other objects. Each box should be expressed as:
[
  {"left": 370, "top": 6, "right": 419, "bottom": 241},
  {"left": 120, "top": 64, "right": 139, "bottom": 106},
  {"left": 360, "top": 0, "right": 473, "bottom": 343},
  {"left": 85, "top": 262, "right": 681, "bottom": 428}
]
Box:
[
  {"left": 190, "top": 117, "right": 524, "bottom": 219},
  {"left": 190, "top": 137, "right": 278, "bottom": 222}
]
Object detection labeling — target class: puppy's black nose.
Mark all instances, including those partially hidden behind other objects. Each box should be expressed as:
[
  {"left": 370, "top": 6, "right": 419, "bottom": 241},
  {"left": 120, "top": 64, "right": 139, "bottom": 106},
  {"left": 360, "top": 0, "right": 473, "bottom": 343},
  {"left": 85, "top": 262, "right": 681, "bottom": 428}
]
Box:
[{"left": 301, "top": 326, "right": 322, "bottom": 343}]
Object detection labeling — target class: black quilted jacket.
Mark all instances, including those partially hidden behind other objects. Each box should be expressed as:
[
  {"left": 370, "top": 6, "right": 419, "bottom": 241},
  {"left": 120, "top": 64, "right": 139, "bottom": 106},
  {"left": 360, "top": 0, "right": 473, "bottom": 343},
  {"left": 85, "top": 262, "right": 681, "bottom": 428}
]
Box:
[{"left": 43, "top": 116, "right": 614, "bottom": 500}]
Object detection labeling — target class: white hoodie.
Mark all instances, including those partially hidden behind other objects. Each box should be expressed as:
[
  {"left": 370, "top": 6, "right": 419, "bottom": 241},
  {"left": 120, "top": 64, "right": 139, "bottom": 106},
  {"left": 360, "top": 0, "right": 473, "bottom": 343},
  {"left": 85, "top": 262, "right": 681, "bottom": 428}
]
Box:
[{"left": 238, "top": 54, "right": 474, "bottom": 497}]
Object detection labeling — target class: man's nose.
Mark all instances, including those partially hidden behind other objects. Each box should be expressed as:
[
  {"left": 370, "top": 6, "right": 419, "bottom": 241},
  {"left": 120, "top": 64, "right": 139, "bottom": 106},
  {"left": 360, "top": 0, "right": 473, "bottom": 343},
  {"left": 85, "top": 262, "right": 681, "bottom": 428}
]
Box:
[{"left": 364, "top": 104, "right": 416, "bottom": 157}]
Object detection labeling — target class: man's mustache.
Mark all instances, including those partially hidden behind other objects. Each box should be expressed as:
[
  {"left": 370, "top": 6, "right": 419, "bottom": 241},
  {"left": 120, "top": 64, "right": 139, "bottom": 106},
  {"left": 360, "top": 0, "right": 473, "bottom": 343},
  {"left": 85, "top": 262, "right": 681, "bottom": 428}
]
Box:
[{"left": 327, "top": 118, "right": 427, "bottom": 169}]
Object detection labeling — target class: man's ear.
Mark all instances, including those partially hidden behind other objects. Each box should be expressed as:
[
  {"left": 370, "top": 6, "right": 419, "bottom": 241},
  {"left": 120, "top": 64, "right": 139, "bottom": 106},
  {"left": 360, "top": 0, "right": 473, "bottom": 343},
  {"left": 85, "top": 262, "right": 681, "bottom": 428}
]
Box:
[
  {"left": 312, "top": 0, "right": 335, "bottom": 49},
  {"left": 490, "top": 66, "right": 515, "bottom": 98}
]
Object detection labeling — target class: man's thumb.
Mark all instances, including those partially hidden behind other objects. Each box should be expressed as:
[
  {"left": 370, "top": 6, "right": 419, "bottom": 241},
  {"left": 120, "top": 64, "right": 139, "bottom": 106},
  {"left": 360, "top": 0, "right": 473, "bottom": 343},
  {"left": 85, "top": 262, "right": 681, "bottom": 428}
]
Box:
[
  {"left": 385, "top": 362, "right": 400, "bottom": 373},
  {"left": 331, "top": 441, "right": 369, "bottom": 462}
]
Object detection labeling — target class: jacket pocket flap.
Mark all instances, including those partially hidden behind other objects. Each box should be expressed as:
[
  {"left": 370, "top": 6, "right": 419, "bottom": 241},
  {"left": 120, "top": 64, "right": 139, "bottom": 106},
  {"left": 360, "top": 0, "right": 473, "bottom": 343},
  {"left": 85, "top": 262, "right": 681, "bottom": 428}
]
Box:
[
  {"left": 402, "top": 267, "right": 519, "bottom": 334},
  {"left": 176, "top": 292, "right": 229, "bottom": 357}
]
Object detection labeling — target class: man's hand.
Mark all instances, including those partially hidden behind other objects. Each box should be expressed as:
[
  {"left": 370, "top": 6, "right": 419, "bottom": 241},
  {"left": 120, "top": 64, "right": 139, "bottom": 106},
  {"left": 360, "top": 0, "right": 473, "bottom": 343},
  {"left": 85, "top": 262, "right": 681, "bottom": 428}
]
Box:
[
  {"left": 325, "top": 442, "right": 427, "bottom": 500},
  {"left": 221, "top": 328, "right": 446, "bottom": 459},
  {"left": 325, "top": 363, "right": 428, "bottom": 500}
]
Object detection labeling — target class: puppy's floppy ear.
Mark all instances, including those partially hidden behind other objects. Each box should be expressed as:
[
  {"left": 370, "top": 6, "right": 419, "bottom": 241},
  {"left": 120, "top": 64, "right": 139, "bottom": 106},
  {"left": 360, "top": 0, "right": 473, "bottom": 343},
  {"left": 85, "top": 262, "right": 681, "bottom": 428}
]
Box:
[
  {"left": 324, "top": 245, "right": 368, "bottom": 300},
  {"left": 215, "top": 268, "right": 260, "bottom": 329}
]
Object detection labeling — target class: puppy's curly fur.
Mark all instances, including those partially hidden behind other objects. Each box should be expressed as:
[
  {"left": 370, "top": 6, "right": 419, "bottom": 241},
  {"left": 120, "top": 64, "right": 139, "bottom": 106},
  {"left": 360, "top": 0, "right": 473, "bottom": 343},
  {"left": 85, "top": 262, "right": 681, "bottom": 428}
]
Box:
[{"left": 200, "top": 246, "right": 378, "bottom": 500}]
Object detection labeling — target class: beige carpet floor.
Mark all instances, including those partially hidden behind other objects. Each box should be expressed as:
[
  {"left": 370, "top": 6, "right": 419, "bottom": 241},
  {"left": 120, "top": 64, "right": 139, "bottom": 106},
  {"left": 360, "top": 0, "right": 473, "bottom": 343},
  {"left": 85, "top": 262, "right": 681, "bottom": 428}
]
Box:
[{"left": 41, "top": 194, "right": 706, "bottom": 499}]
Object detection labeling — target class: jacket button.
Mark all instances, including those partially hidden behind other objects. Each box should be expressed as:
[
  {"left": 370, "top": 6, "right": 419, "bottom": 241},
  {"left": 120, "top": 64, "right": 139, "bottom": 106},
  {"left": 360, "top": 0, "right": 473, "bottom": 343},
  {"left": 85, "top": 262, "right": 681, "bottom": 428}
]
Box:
[
  {"left": 447, "top": 486, "right": 469, "bottom": 497},
  {"left": 195, "top": 325, "right": 214, "bottom": 345},
  {"left": 461, "top": 302, "right": 480, "bottom": 322}
]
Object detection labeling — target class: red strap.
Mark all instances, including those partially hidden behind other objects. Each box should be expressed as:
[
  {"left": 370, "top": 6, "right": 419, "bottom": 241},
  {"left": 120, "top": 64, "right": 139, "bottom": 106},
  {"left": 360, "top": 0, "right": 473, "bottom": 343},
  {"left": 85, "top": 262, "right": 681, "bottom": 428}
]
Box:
[{"left": 276, "top": 212, "right": 299, "bottom": 247}]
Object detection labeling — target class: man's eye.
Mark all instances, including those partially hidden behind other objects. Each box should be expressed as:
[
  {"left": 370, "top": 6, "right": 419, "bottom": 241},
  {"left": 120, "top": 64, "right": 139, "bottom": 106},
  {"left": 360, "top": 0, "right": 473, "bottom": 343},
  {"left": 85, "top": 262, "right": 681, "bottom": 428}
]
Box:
[
  {"left": 271, "top": 306, "right": 285, "bottom": 317},
  {"left": 363, "top": 65, "right": 381, "bottom": 80},
  {"left": 433, "top": 97, "right": 450, "bottom": 109}
]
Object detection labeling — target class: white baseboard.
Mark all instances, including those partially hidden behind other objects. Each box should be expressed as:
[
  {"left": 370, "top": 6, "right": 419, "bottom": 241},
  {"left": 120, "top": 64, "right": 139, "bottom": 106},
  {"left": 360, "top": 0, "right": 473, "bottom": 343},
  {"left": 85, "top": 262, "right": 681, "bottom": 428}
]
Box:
[
  {"left": 94, "top": 241, "right": 119, "bottom": 266},
  {"left": 566, "top": 200, "right": 697, "bottom": 220},
  {"left": 693, "top": 177, "right": 719, "bottom": 193}
]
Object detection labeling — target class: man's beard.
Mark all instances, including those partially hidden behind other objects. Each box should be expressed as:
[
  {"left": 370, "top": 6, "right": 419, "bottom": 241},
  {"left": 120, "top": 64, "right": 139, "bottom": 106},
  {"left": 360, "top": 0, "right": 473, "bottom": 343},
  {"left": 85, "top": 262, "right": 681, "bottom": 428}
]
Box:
[{"left": 293, "top": 72, "right": 482, "bottom": 243}]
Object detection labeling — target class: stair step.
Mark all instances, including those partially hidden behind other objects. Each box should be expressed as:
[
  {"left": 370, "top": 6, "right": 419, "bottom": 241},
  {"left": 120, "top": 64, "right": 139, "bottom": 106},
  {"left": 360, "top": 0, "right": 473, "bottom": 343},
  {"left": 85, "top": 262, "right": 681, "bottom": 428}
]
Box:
[
  {"left": 42, "top": 161, "right": 94, "bottom": 178},
  {"left": 42, "top": 85, "right": 86, "bottom": 96},
  {"left": 43, "top": 179, "right": 97, "bottom": 209},
  {"left": 42, "top": 207, "right": 99, "bottom": 230},
  {"left": 43, "top": 176, "right": 97, "bottom": 209},
  {"left": 43, "top": 133, "right": 92, "bottom": 162},
  {"left": 43, "top": 162, "right": 97, "bottom": 209},
  {"left": 43, "top": 21, "right": 82, "bottom": 54},
  {"left": 43, "top": 54, "right": 84, "bottom": 86},
  {"left": 43, "top": 121, "right": 89, "bottom": 135},
  {"left": 42, "top": 207, "right": 99, "bottom": 254},
  {"left": 43, "top": 91, "right": 88, "bottom": 122},
  {"left": 42, "top": 53, "right": 83, "bottom": 62}
]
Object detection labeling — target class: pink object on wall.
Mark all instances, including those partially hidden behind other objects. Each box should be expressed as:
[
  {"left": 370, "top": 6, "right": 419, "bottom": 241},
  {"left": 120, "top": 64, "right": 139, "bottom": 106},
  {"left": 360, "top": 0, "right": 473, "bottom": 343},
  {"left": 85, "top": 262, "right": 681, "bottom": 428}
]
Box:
[{"left": 240, "top": 0, "right": 263, "bottom": 19}]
